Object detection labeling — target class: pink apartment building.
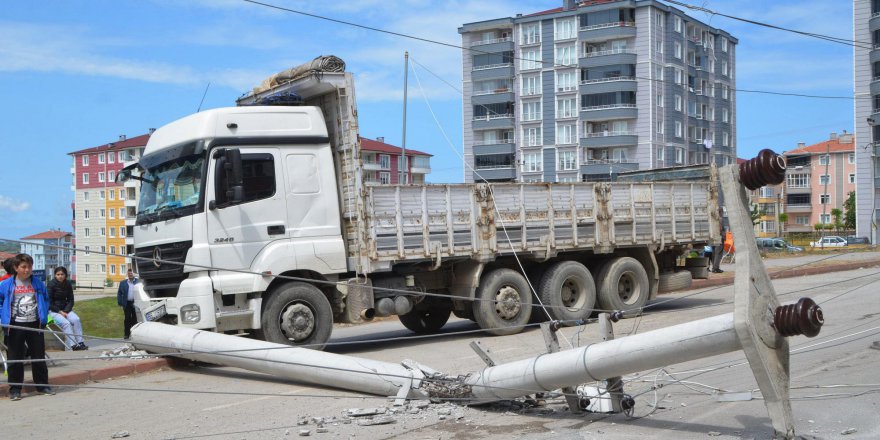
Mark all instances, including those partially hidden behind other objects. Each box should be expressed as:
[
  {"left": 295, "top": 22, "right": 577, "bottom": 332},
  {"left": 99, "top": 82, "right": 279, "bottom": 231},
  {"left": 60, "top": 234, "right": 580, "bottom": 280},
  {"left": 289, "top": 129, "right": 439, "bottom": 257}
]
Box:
[{"left": 782, "top": 132, "right": 856, "bottom": 233}]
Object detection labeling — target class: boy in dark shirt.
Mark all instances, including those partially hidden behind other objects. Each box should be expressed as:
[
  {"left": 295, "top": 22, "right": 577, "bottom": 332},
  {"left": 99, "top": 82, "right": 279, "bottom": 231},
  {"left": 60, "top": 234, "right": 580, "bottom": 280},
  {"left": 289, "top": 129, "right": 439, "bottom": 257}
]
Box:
[{"left": 0, "top": 253, "right": 54, "bottom": 400}]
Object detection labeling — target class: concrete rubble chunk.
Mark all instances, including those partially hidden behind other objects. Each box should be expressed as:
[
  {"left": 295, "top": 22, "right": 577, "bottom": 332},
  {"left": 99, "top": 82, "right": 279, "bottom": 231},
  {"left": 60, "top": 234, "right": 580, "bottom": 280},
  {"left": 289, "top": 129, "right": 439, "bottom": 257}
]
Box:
[
  {"left": 357, "top": 416, "right": 396, "bottom": 426},
  {"left": 110, "top": 432, "right": 130, "bottom": 439},
  {"left": 841, "top": 428, "right": 858, "bottom": 435},
  {"left": 347, "top": 407, "right": 386, "bottom": 417},
  {"left": 707, "top": 432, "right": 722, "bottom": 436},
  {"left": 316, "top": 427, "right": 329, "bottom": 434},
  {"left": 298, "top": 429, "right": 311, "bottom": 436}
]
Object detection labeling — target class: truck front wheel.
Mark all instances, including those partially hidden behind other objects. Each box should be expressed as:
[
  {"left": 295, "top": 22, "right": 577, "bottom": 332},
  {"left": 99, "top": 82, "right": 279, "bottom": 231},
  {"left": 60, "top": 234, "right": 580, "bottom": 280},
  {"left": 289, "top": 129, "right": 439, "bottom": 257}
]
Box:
[
  {"left": 472, "top": 268, "right": 532, "bottom": 336},
  {"left": 399, "top": 299, "right": 452, "bottom": 334},
  {"left": 262, "top": 282, "right": 333, "bottom": 350}
]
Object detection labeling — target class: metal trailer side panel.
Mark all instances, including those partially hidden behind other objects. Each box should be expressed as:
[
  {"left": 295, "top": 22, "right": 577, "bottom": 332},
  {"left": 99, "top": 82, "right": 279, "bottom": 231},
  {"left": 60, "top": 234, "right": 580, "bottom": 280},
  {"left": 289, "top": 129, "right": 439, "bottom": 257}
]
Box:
[{"left": 357, "top": 181, "right": 717, "bottom": 272}]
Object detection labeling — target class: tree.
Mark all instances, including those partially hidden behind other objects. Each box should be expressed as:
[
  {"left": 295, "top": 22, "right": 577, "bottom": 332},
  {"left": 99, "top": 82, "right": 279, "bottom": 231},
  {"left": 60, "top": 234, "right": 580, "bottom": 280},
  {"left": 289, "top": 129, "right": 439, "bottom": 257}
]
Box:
[
  {"left": 778, "top": 213, "right": 789, "bottom": 237},
  {"left": 831, "top": 208, "right": 843, "bottom": 234},
  {"left": 844, "top": 191, "right": 856, "bottom": 232},
  {"left": 750, "top": 204, "right": 764, "bottom": 226}
]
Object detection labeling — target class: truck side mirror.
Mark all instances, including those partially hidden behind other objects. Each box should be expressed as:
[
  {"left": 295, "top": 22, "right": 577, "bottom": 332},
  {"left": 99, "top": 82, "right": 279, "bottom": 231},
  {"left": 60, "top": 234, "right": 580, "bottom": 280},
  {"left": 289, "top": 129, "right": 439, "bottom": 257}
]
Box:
[{"left": 223, "top": 148, "right": 244, "bottom": 204}]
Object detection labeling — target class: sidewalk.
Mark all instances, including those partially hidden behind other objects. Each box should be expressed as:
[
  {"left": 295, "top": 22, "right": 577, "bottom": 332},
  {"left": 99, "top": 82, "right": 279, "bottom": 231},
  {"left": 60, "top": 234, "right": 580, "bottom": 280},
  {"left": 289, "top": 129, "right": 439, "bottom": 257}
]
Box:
[
  {"left": 2, "top": 250, "right": 878, "bottom": 398},
  {"left": 689, "top": 250, "right": 880, "bottom": 290},
  {"left": 0, "top": 337, "right": 174, "bottom": 397}
]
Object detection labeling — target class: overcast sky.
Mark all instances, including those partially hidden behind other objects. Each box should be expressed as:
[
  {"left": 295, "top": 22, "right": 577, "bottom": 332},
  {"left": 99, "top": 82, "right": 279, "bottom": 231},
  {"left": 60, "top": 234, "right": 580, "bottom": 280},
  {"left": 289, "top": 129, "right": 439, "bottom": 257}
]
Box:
[{"left": 0, "top": 0, "right": 856, "bottom": 240}]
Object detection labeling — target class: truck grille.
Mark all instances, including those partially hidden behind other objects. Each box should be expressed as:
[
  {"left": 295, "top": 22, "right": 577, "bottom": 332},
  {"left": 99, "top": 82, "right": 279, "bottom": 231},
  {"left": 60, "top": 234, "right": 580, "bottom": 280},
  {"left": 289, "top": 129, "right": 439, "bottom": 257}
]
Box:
[{"left": 135, "top": 241, "right": 192, "bottom": 282}]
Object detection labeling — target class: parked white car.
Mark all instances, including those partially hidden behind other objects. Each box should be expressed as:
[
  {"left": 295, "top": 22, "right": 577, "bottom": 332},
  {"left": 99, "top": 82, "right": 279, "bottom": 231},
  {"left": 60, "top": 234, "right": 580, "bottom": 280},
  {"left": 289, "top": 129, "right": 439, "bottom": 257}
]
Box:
[{"left": 809, "top": 235, "right": 848, "bottom": 247}]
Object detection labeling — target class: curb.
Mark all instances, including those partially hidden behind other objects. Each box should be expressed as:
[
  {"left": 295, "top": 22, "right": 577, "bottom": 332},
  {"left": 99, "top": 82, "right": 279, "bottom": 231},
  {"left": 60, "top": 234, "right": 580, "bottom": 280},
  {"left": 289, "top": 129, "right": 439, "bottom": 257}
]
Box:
[
  {"left": 687, "top": 259, "right": 880, "bottom": 291},
  {"left": 0, "top": 358, "right": 171, "bottom": 397}
]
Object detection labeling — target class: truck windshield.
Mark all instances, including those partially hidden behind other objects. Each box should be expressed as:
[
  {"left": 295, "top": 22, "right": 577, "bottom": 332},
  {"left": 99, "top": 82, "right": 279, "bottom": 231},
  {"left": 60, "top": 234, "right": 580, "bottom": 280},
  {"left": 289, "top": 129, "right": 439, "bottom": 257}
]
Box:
[{"left": 137, "top": 154, "right": 206, "bottom": 225}]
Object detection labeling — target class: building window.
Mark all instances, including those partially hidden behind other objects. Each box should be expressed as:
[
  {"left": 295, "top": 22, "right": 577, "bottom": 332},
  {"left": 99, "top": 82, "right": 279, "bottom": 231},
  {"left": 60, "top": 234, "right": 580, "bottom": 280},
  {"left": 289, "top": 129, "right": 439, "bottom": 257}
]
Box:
[
  {"left": 84, "top": 209, "right": 90, "bottom": 219},
  {"left": 819, "top": 175, "right": 830, "bottom": 185},
  {"left": 722, "top": 132, "right": 729, "bottom": 147},
  {"left": 787, "top": 174, "right": 810, "bottom": 188},
  {"left": 849, "top": 173, "right": 856, "bottom": 184},
  {"left": 675, "top": 121, "right": 683, "bottom": 138},
  {"left": 118, "top": 151, "right": 126, "bottom": 162},
  {"left": 99, "top": 208, "right": 105, "bottom": 218},
  {"left": 655, "top": 11, "right": 664, "bottom": 29},
  {"left": 657, "top": 92, "right": 664, "bottom": 108},
  {"left": 82, "top": 155, "right": 89, "bottom": 166},
  {"left": 109, "top": 209, "right": 115, "bottom": 219},
  {"left": 722, "top": 85, "right": 730, "bottom": 100},
  {"left": 98, "top": 153, "right": 105, "bottom": 164},
  {"left": 819, "top": 154, "right": 830, "bottom": 165},
  {"left": 796, "top": 216, "right": 810, "bottom": 225},
  {"left": 523, "top": 127, "right": 542, "bottom": 146},
  {"left": 109, "top": 190, "right": 115, "bottom": 200},
  {"left": 119, "top": 226, "right": 126, "bottom": 237},
  {"left": 760, "top": 187, "right": 774, "bottom": 198},
  {"left": 657, "top": 120, "right": 664, "bottom": 135},
  {"left": 674, "top": 69, "right": 683, "bottom": 85},
  {"left": 675, "top": 148, "right": 685, "bottom": 164},
  {"left": 98, "top": 172, "right": 105, "bottom": 182},
  {"left": 108, "top": 152, "right": 115, "bottom": 164},
  {"left": 655, "top": 40, "right": 663, "bottom": 55},
  {"left": 84, "top": 228, "right": 90, "bottom": 238},
  {"left": 121, "top": 264, "right": 127, "bottom": 273},
  {"left": 110, "top": 245, "right": 116, "bottom": 255},
  {"left": 674, "top": 16, "right": 682, "bottom": 33},
  {"left": 520, "top": 49, "right": 540, "bottom": 70},
  {"left": 108, "top": 170, "right": 115, "bottom": 182},
  {"left": 522, "top": 152, "right": 542, "bottom": 172},
  {"left": 119, "top": 189, "right": 126, "bottom": 200},
  {"left": 556, "top": 71, "right": 576, "bottom": 92},
  {"left": 820, "top": 194, "right": 830, "bottom": 204},
  {"left": 820, "top": 213, "right": 831, "bottom": 224},
  {"left": 100, "top": 264, "right": 106, "bottom": 273},
  {"left": 674, "top": 42, "right": 682, "bottom": 59},
  {"left": 555, "top": 44, "right": 576, "bottom": 66},
  {"left": 475, "top": 154, "right": 513, "bottom": 170},
  {"left": 100, "top": 227, "right": 106, "bottom": 237},
  {"left": 83, "top": 191, "right": 90, "bottom": 201},
  {"left": 522, "top": 75, "right": 540, "bottom": 96},
  {"left": 82, "top": 173, "right": 89, "bottom": 184},
  {"left": 557, "top": 97, "right": 577, "bottom": 118},
  {"left": 721, "top": 37, "right": 729, "bottom": 52},
  {"left": 558, "top": 150, "right": 577, "bottom": 170},
  {"left": 521, "top": 23, "right": 540, "bottom": 45},
  {"left": 378, "top": 154, "right": 390, "bottom": 169},
  {"left": 848, "top": 153, "right": 855, "bottom": 164},
  {"left": 554, "top": 17, "right": 576, "bottom": 40},
  {"left": 674, "top": 95, "right": 682, "bottom": 111},
  {"left": 84, "top": 246, "right": 90, "bottom": 256},
  {"left": 722, "top": 108, "right": 730, "bottom": 122},
  {"left": 721, "top": 60, "right": 729, "bottom": 76},
  {"left": 522, "top": 100, "right": 542, "bottom": 121},
  {"left": 85, "top": 264, "right": 90, "bottom": 273},
  {"left": 556, "top": 124, "right": 576, "bottom": 144}
]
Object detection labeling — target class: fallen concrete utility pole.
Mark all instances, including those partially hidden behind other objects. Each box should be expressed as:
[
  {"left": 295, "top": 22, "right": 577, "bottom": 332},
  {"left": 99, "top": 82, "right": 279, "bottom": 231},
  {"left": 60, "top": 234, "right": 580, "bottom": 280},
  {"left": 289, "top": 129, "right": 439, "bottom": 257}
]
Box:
[{"left": 132, "top": 150, "right": 822, "bottom": 440}]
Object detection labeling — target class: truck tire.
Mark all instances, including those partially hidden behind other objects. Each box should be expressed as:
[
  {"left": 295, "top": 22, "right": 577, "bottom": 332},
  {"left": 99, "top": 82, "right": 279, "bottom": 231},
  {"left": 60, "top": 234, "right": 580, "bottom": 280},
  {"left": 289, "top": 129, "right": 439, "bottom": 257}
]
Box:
[
  {"left": 399, "top": 307, "right": 452, "bottom": 334},
  {"left": 472, "top": 268, "right": 532, "bottom": 336},
  {"left": 261, "top": 282, "right": 333, "bottom": 350},
  {"left": 657, "top": 270, "right": 693, "bottom": 293},
  {"left": 537, "top": 261, "right": 596, "bottom": 324},
  {"left": 596, "top": 257, "right": 650, "bottom": 313}
]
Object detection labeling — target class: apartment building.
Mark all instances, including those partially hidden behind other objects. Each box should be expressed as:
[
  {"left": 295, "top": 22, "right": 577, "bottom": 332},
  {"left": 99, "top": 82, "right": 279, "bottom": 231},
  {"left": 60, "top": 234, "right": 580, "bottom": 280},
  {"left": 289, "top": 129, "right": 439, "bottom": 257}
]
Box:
[
  {"left": 69, "top": 133, "right": 149, "bottom": 288},
  {"left": 781, "top": 133, "right": 857, "bottom": 234},
  {"left": 853, "top": 0, "right": 880, "bottom": 243},
  {"left": 459, "top": 0, "right": 737, "bottom": 183},
  {"left": 359, "top": 136, "right": 433, "bottom": 184},
  {"left": 19, "top": 230, "right": 73, "bottom": 281}
]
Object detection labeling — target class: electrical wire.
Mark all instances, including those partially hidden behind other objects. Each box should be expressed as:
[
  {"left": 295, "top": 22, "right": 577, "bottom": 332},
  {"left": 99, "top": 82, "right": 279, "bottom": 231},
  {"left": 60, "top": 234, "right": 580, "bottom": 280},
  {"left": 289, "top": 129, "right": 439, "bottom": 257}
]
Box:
[{"left": 239, "top": 0, "right": 869, "bottom": 101}]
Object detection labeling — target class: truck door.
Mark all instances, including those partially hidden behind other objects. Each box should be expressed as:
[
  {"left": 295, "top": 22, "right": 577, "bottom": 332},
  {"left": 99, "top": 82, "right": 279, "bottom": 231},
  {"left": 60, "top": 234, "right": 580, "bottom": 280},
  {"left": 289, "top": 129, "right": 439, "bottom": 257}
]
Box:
[{"left": 206, "top": 147, "right": 288, "bottom": 270}]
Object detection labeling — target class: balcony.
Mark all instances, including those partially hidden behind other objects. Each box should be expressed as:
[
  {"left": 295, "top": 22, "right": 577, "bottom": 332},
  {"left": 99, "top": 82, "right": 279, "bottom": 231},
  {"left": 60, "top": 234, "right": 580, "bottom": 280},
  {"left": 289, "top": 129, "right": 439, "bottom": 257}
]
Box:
[
  {"left": 471, "top": 63, "right": 514, "bottom": 81},
  {"left": 580, "top": 104, "right": 637, "bottom": 121},
  {"left": 124, "top": 198, "right": 137, "bottom": 207},
  {"left": 472, "top": 114, "right": 514, "bottom": 130},
  {"left": 786, "top": 186, "right": 811, "bottom": 195},
  {"left": 579, "top": 22, "right": 636, "bottom": 42},
  {"left": 473, "top": 140, "right": 515, "bottom": 155},
  {"left": 786, "top": 204, "right": 812, "bottom": 213},
  {"left": 580, "top": 160, "right": 638, "bottom": 176},
  {"left": 362, "top": 161, "right": 388, "bottom": 171},
  {"left": 472, "top": 167, "right": 516, "bottom": 181},
  {"left": 579, "top": 77, "right": 637, "bottom": 94},
  {"left": 470, "top": 36, "right": 512, "bottom": 47},
  {"left": 579, "top": 51, "right": 636, "bottom": 69},
  {"left": 580, "top": 131, "right": 638, "bottom": 148},
  {"left": 472, "top": 90, "right": 514, "bottom": 106}
]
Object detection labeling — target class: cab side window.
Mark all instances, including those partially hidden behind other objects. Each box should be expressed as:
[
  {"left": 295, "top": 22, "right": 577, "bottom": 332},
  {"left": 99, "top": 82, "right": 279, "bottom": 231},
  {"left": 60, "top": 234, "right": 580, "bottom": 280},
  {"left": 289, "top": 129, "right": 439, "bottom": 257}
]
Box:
[{"left": 215, "top": 153, "right": 276, "bottom": 207}]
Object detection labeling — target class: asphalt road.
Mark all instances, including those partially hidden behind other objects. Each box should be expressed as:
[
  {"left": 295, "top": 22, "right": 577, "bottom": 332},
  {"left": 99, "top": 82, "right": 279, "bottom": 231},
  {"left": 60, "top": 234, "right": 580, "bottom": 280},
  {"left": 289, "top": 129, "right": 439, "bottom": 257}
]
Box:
[{"left": 5, "top": 267, "right": 880, "bottom": 440}]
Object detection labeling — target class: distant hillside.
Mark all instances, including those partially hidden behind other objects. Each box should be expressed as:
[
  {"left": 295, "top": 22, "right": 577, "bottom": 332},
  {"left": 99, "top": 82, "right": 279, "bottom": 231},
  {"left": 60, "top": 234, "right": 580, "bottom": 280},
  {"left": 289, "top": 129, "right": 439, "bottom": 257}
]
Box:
[{"left": 0, "top": 240, "right": 20, "bottom": 254}]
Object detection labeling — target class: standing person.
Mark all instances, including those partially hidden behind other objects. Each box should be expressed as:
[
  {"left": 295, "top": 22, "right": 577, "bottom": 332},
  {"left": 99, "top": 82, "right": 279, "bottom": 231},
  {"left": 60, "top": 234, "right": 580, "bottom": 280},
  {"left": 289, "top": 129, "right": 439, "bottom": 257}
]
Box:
[
  {"left": 117, "top": 269, "right": 139, "bottom": 339},
  {"left": 47, "top": 266, "right": 87, "bottom": 350},
  {"left": 711, "top": 206, "right": 725, "bottom": 274},
  {"left": 0, "top": 253, "right": 54, "bottom": 400}
]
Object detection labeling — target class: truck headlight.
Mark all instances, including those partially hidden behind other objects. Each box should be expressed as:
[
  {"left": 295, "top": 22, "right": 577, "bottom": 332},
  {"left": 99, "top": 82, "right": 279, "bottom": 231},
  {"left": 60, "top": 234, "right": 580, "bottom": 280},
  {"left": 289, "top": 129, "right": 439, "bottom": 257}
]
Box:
[{"left": 180, "top": 304, "right": 201, "bottom": 324}]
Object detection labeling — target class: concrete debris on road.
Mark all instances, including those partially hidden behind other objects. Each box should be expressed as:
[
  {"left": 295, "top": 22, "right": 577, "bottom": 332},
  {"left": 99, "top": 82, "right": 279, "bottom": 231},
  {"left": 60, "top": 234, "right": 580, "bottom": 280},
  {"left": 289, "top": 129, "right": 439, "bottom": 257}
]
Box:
[
  {"left": 110, "top": 431, "right": 130, "bottom": 438},
  {"left": 100, "top": 345, "right": 152, "bottom": 360},
  {"left": 346, "top": 407, "right": 386, "bottom": 417},
  {"left": 298, "top": 429, "right": 311, "bottom": 436},
  {"left": 357, "top": 416, "right": 395, "bottom": 426},
  {"left": 841, "top": 428, "right": 858, "bottom": 435}
]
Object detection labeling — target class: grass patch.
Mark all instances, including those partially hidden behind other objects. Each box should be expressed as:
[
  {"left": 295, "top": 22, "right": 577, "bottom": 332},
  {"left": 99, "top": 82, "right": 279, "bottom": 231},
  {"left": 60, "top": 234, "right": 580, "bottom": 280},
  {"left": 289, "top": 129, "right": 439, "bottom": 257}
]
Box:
[{"left": 70, "top": 296, "right": 124, "bottom": 340}]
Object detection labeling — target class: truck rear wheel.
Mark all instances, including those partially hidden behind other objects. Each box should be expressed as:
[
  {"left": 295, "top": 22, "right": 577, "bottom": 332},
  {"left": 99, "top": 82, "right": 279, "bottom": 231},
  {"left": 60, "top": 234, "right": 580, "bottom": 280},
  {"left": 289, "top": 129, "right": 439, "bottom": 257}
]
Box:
[
  {"left": 472, "top": 268, "right": 532, "bottom": 336},
  {"left": 596, "top": 257, "right": 650, "bottom": 313},
  {"left": 261, "top": 282, "right": 333, "bottom": 350},
  {"left": 399, "top": 302, "right": 452, "bottom": 335},
  {"left": 537, "top": 261, "right": 596, "bottom": 324}
]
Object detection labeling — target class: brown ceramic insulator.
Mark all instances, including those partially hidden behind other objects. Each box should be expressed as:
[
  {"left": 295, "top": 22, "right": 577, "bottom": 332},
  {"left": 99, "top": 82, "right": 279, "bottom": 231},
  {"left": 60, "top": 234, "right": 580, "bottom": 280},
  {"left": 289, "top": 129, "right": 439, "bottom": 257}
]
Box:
[
  {"left": 774, "top": 297, "right": 824, "bottom": 338},
  {"left": 738, "top": 149, "right": 786, "bottom": 190}
]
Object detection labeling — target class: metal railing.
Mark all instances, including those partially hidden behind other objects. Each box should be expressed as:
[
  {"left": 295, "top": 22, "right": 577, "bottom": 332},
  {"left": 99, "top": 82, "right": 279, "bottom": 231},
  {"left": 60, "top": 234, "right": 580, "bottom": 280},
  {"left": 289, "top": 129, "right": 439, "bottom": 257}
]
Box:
[
  {"left": 581, "top": 48, "right": 634, "bottom": 58},
  {"left": 582, "top": 131, "right": 635, "bottom": 138},
  {"left": 472, "top": 114, "right": 514, "bottom": 121},
  {"left": 579, "top": 21, "right": 635, "bottom": 31},
  {"left": 472, "top": 63, "right": 513, "bottom": 71},
  {"left": 581, "top": 103, "right": 637, "bottom": 111},
  {"left": 583, "top": 158, "right": 636, "bottom": 164},
  {"left": 579, "top": 76, "right": 635, "bottom": 85},
  {"left": 470, "top": 36, "right": 512, "bottom": 47},
  {"left": 473, "top": 139, "right": 515, "bottom": 146},
  {"left": 474, "top": 164, "right": 515, "bottom": 170},
  {"left": 473, "top": 87, "right": 511, "bottom": 96}
]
